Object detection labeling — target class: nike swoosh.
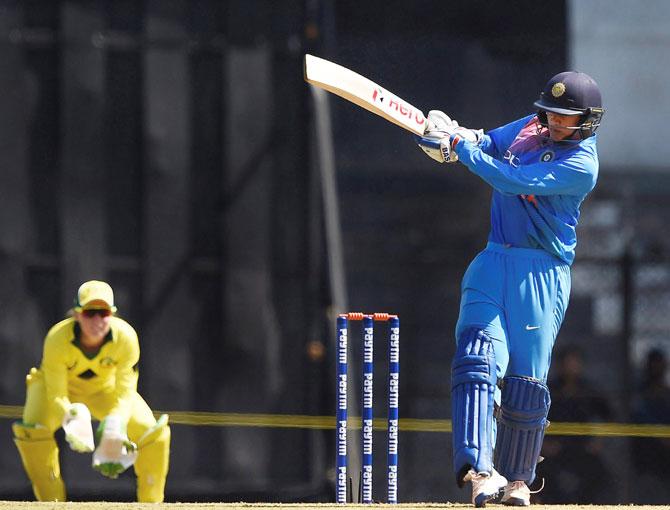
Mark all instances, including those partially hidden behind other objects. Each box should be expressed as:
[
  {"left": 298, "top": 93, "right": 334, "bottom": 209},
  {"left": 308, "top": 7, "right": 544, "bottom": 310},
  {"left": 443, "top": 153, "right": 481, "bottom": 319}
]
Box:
[{"left": 525, "top": 325, "right": 540, "bottom": 331}]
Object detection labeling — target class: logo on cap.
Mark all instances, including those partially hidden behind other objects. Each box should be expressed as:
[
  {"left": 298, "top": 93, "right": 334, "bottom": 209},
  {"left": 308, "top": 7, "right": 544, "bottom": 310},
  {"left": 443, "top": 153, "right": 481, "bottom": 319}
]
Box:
[{"left": 551, "top": 82, "right": 566, "bottom": 98}]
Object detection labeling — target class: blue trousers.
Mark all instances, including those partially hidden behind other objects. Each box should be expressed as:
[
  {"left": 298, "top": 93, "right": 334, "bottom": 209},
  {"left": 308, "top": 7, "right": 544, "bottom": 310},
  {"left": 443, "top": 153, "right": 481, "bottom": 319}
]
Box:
[{"left": 455, "top": 242, "right": 571, "bottom": 384}]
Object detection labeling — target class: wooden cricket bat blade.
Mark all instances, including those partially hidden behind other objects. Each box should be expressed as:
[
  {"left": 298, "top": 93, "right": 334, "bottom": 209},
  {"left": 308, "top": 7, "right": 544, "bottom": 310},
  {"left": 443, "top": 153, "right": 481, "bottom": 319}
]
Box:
[{"left": 304, "top": 54, "right": 427, "bottom": 136}]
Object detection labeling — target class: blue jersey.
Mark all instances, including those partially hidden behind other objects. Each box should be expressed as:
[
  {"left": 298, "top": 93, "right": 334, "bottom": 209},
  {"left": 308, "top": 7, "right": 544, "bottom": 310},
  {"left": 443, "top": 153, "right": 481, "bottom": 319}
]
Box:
[{"left": 454, "top": 114, "right": 599, "bottom": 265}]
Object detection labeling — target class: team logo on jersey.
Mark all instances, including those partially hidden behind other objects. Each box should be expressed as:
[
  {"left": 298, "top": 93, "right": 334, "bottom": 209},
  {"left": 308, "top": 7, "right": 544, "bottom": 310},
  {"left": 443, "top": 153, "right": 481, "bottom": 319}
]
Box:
[
  {"left": 551, "top": 82, "right": 566, "bottom": 98},
  {"left": 540, "top": 150, "right": 555, "bottom": 162},
  {"left": 99, "top": 356, "right": 116, "bottom": 367}
]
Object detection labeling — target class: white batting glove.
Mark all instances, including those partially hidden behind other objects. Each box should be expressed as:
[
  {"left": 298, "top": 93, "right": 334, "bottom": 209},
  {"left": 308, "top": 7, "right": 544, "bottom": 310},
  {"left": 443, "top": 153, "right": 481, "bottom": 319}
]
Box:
[
  {"left": 62, "top": 403, "right": 95, "bottom": 453},
  {"left": 92, "top": 415, "right": 138, "bottom": 479},
  {"left": 415, "top": 110, "right": 484, "bottom": 163},
  {"left": 416, "top": 110, "right": 460, "bottom": 163},
  {"left": 426, "top": 110, "right": 458, "bottom": 133},
  {"left": 452, "top": 126, "right": 484, "bottom": 145},
  {"left": 428, "top": 110, "right": 484, "bottom": 145}
]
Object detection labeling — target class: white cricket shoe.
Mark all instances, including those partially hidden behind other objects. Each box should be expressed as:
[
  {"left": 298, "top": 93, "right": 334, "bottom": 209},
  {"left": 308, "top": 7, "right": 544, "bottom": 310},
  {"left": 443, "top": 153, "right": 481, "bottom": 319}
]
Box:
[
  {"left": 464, "top": 468, "right": 508, "bottom": 507},
  {"left": 501, "top": 480, "right": 531, "bottom": 506}
]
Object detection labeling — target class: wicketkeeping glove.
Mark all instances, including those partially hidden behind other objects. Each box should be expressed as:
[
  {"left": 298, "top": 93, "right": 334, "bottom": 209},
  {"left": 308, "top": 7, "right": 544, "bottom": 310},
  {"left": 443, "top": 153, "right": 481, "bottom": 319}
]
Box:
[
  {"left": 62, "top": 403, "right": 95, "bottom": 453},
  {"left": 92, "top": 415, "right": 138, "bottom": 479}
]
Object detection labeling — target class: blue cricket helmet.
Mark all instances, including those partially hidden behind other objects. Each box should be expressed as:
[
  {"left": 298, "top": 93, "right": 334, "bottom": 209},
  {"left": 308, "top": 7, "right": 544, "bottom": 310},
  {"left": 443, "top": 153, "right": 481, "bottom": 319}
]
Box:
[{"left": 534, "top": 71, "right": 604, "bottom": 138}]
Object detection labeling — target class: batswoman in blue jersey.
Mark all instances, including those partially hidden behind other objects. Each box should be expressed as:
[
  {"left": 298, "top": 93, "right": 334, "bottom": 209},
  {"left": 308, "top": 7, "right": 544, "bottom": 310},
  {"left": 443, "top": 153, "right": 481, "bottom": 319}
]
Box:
[
  {"left": 442, "top": 70, "right": 604, "bottom": 507},
  {"left": 458, "top": 114, "right": 598, "bottom": 266}
]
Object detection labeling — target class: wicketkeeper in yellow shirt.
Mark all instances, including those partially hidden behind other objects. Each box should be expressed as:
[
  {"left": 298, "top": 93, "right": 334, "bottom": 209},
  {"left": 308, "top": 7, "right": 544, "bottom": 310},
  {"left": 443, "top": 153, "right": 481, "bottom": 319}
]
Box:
[{"left": 12, "top": 280, "right": 171, "bottom": 502}]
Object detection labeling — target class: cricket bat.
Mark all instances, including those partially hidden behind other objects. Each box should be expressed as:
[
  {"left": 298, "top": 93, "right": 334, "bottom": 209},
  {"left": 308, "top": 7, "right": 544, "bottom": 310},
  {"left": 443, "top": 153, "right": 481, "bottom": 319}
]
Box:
[{"left": 304, "top": 54, "right": 427, "bottom": 136}]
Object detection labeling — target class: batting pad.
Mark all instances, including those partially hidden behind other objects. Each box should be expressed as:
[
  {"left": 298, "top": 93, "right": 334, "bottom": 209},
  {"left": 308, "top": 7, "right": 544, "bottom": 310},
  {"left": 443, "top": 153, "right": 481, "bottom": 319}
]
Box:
[
  {"left": 494, "top": 376, "right": 550, "bottom": 484},
  {"left": 451, "top": 328, "right": 497, "bottom": 484}
]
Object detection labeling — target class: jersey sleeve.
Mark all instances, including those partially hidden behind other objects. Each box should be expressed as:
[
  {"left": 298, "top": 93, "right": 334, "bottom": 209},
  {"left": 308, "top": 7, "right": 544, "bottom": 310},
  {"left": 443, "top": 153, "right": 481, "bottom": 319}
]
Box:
[
  {"left": 107, "top": 325, "right": 140, "bottom": 422},
  {"left": 454, "top": 139, "right": 597, "bottom": 196},
  {"left": 478, "top": 114, "right": 536, "bottom": 159},
  {"left": 42, "top": 334, "right": 72, "bottom": 420}
]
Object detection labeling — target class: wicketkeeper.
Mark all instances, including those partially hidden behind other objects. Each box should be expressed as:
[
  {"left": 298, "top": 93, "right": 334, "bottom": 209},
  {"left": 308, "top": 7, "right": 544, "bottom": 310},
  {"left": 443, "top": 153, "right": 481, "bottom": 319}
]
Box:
[
  {"left": 12, "top": 280, "right": 170, "bottom": 502},
  {"left": 416, "top": 71, "right": 604, "bottom": 506}
]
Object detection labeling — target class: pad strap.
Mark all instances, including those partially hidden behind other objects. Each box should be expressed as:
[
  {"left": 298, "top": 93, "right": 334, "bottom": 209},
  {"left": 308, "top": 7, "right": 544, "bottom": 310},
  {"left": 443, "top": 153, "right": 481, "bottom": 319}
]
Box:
[
  {"left": 12, "top": 421, "right": 54, "bottom": 441},
  {"left": 451, "top": 328, "right": 497, "bottom": 484},
  {"left": 494, "top": 376, "right": 550, "bottom": 484},
  {"left": 137, "top": 414, "right": 170, "bottom": 448}
]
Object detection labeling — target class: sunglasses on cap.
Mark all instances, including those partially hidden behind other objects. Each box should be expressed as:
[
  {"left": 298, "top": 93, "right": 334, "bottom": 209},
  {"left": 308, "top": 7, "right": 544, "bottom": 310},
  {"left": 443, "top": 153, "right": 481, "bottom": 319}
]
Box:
[{"left": 82, "top": 309, "right": 112, "bottom": 318}]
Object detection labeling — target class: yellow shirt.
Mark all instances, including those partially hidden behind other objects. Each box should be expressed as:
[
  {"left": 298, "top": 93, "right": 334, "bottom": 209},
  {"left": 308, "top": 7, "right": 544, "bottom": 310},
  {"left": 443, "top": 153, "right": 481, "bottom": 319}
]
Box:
[{"left": 40, "top": 316, "right": 140, "bottom": 422}]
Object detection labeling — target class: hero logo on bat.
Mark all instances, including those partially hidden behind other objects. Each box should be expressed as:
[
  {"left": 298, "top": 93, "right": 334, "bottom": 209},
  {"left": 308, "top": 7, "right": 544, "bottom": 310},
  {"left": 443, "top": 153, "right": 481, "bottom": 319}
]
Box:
[
  {"left": 372, "top": 87, "right": 385, "bottom": 104},
  {"left": 371, "top": 87, "right": 425, "bottom": 128}
]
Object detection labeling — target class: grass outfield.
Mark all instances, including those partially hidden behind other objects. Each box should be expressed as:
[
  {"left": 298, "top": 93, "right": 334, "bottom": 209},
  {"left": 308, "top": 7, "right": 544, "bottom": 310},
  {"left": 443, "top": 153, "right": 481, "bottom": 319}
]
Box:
[{"left": 2, "top": 504, "right": 670, "bottom": 510}]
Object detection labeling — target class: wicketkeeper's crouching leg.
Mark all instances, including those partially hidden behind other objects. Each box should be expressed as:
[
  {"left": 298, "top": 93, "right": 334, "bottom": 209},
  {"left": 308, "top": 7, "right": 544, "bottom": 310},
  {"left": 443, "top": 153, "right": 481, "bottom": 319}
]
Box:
[
  {"left": 13, "top": 367, "right": 67, "bottom": 501},
  {"left": 89, "top": 389, "right": 171, "bottom": 502},
  {"left": 133, "top": 417, "right": 171, "bottom": 502},
  {"left": 12, "top": 422, "right": 66, "bottom": 501}
]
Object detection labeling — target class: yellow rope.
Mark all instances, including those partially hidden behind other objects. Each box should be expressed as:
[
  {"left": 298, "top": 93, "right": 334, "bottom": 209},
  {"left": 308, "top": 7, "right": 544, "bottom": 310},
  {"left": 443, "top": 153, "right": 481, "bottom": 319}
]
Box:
[{"left": 2, "top": 404, "right": 669, "bottom": 438}]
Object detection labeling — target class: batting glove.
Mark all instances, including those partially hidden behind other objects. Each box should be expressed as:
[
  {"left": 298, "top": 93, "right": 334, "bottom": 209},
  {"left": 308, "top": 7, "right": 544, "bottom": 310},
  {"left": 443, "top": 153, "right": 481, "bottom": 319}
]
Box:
[
  {"left": 451, "top": 126, "right": 484, "bottom": 146},
  {"left": 415, "top": 110, "right": 460, "bottom": 163},
  {"left": 416, "top": 111, "right": 483, "bottom": 163}
]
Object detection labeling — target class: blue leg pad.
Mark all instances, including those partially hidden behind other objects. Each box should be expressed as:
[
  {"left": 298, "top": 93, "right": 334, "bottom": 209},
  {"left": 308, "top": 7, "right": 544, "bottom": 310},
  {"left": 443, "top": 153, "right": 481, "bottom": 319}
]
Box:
[
  {"left": 451, "top": 328, "right": 497, "bottom": 485},
  {"left": 494, "top": 376, "right": 550, "bottom": 484}
]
